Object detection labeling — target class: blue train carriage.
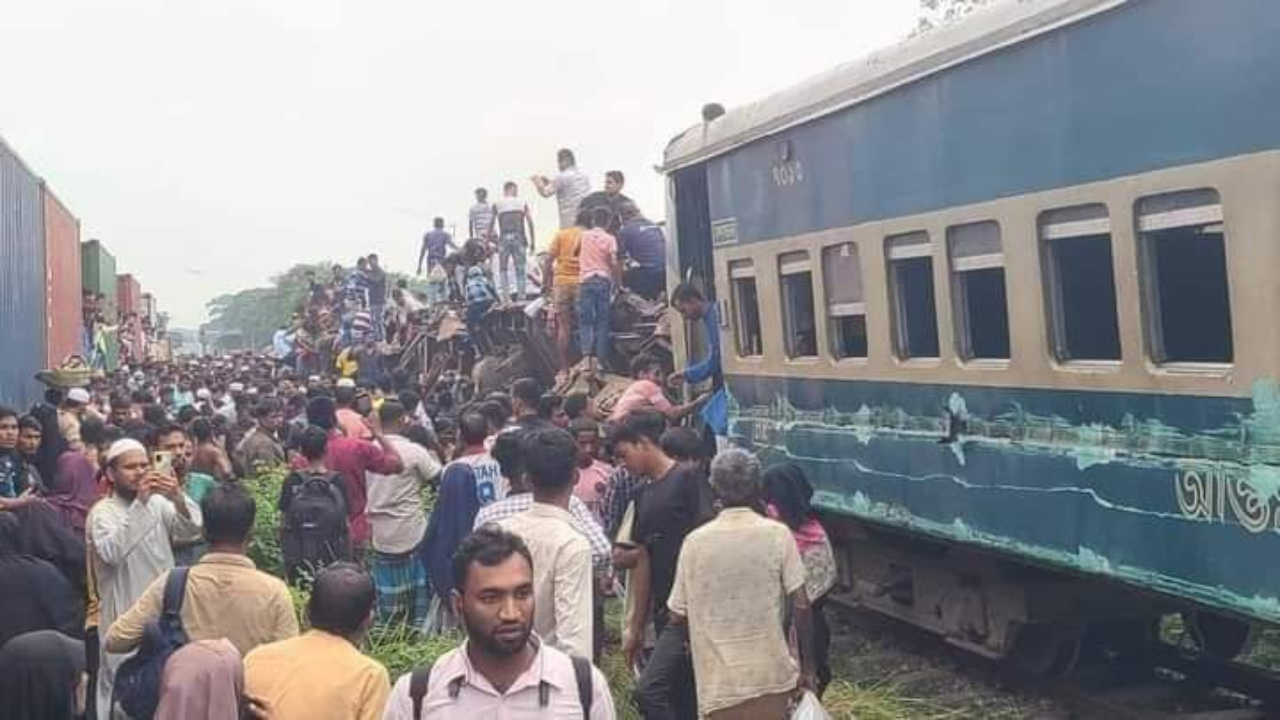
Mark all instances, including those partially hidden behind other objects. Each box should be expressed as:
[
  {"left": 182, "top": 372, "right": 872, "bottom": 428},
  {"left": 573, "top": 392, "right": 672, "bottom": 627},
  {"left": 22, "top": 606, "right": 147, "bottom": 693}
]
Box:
[{"left": 662, "top": 0, "right": 1280, "bottom": 668}]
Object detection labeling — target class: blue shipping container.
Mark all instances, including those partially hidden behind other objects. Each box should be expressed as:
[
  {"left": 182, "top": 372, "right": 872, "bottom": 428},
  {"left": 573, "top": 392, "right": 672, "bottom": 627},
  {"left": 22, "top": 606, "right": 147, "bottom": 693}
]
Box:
[{"left": 0, "top": 137, "right": 47, "bottom": 410}]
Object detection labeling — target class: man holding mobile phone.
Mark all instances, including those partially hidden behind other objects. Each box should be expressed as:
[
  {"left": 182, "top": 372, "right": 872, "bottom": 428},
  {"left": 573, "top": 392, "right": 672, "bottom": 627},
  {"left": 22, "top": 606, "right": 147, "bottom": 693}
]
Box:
[
  {"left": 87, "top": 438, "right": 203, "bottom": 718},
  {"left": 151, "top": 423, "right": 214, "bottom": 565}
]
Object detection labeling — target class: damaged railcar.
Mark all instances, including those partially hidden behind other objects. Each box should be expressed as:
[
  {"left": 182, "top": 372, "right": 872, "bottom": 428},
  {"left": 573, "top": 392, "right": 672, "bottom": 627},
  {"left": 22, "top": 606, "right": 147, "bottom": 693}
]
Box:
[{"left": 663, "top": 0, "right": 1280, "bottom": 668}]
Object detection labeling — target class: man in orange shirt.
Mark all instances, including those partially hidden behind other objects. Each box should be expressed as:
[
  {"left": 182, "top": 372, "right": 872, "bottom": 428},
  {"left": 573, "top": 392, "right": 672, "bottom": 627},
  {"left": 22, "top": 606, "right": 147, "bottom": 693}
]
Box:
[{"left": 542, "top": 209, "right": 591, "bottom": 381}]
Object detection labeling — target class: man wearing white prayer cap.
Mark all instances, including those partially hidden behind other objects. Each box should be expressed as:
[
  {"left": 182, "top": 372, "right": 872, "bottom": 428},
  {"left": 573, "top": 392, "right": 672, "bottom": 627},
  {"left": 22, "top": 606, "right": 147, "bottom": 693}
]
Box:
[{"left": 87, "top": 438, "right": 204, "bottom": 719}]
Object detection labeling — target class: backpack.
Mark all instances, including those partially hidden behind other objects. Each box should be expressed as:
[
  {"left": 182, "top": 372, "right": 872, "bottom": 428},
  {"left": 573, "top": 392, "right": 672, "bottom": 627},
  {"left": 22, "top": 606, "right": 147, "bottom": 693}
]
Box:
[
  {"left": 281, "top": 471, "right": 351, "bottom": 582},
  {"left": 113, "top": 567, "right": 190, "bottom": 719},
  {"left": 408, "top": 653, "right": 593, "bottom": 719}
]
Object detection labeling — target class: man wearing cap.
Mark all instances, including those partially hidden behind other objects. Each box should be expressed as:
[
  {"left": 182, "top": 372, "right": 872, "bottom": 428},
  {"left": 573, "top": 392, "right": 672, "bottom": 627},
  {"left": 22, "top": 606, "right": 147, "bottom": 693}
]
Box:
[
  {"left": 59, "top": 388, "right": 91, "bottom": 452},
  {"left": 87, "top": 438, "right": 204, "bottom": 719}
]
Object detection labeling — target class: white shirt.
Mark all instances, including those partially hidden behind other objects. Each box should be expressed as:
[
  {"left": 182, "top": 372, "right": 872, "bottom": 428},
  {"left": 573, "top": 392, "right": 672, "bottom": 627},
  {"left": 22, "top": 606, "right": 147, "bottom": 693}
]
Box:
[
  {"left": 667, "top": 508, "right": 805, "bottom": 716},
  {"left": 498, "top": 503, "right": 594, "bottom": 659},
  {"left": 89, "top": 492, "right": 203, "bottom": 720},
  {"left": 551, "top": 168, "right": 591, "bottom": 229},
  {"left": 381, "top": 637, "right": 615, "bottom": 720},
  {"left": 367, "top": 434, "right": 442, "bottom": 554}
]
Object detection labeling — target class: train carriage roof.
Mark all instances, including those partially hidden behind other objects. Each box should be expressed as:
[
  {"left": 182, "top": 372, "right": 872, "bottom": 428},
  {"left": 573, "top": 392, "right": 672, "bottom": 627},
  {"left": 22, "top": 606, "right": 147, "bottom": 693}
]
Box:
[{"left": 662, "top": 0, "right": 1128, "bottom": 172}]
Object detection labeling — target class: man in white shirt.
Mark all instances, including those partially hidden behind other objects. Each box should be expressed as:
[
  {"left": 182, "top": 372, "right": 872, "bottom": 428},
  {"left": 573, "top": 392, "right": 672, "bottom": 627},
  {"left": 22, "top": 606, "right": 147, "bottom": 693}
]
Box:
[
  {"left": 498, "top": 427, "right": 594, "bottom": 659},
  {"left": 381, "top": 526, "right": 616, "bottom": 719},
  {"left": 492, "top": 181, "right": 537, "bottom": 302},
  {"left": 367, "top": 401, "right": 442, "bottom": 629},
  {"left": 533, "top": 148, "right": 591, "bottom": 230},
  {"left": 667, "top": 449, "right": 817, "bottom": 719},
  {"left": 88, "top": 438, "right": 203, "bottom": 719}
]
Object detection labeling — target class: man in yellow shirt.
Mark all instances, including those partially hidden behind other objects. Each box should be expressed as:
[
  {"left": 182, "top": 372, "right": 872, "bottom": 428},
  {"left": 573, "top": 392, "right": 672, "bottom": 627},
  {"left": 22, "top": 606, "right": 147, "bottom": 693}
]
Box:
[
  {"left": 245, "top": 563, "right": 391, "bottom": 720},
  {"left": 542, "top": 208, "right": 591, "bottom": 380}
]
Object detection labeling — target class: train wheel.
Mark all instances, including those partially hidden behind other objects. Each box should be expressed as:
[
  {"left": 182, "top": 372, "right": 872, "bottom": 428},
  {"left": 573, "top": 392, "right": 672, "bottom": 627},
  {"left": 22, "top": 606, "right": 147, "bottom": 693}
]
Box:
[
  {"left": 1009, "top": 623, "right": 1084, "bottom": 678},
  {"left": 1186, "top": 611, "right": 1254, "bottom": 660}
]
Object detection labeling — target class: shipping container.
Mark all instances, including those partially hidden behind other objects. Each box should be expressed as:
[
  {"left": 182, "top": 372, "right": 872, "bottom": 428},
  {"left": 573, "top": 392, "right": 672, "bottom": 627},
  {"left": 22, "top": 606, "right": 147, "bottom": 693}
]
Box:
[
  {"left": 0, "top": 137, "right": 48, "bottom": 409},
  {"left": 116, "top": 273, "right": 141, "bottom": 317},
  {"left": 81, "top": 239, "right": 119, "bottom": 371},
  {"left": 42, "top": 185, "right": 83, "bottom": 367},
  {"left": 82, "top": 239, "right": 117, "bottom": 316}
]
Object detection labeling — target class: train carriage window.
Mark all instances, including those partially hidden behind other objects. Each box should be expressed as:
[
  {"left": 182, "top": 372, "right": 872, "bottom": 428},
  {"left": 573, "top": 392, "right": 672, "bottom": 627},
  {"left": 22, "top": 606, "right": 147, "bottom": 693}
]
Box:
[
  {"left": 822, "top": 242, "right": 868, "bottom": 359},
  {"left": 948, "top": 222, "right": 1010, "bottom": 361},
  {"left": 729, "top": 260, "right": 764, "bottom": 357},
  {"left": 1039, "top": 205, "right": 1122, "bottom": 362},
  {"left": 886, "top": 232, "right": 940, "bottom": 360},
  {"left": 778, "top": 252, "right": 818, "bottom": 359},
  {"left": 1137, "top": 190, "right": 1233, "bottom": 364}
]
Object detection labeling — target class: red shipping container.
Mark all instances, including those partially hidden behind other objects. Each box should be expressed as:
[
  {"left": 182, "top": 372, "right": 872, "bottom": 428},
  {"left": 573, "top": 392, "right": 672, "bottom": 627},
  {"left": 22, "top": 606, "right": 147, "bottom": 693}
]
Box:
[
  {"left": 117, "top": 273, "right": 142, "bottom": 317},
  {"left": 42, "top": 186, "right": 83, "bottom": 367}
]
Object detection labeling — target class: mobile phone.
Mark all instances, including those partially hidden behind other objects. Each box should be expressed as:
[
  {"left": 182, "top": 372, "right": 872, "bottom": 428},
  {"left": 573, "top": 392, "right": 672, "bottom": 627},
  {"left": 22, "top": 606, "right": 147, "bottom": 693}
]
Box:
[{"left": 153, "top": 451, "right": 175, "bottom": 477}]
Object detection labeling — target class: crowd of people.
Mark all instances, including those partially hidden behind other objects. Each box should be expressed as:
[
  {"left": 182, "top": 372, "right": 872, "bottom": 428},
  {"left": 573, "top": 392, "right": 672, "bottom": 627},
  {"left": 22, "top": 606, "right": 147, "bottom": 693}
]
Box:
[
  {"left": 413, "top": 148, "right": 671, "bottom": 381},
  {"left": 0, "top": 146, "right": 838, "bottom": 720}
]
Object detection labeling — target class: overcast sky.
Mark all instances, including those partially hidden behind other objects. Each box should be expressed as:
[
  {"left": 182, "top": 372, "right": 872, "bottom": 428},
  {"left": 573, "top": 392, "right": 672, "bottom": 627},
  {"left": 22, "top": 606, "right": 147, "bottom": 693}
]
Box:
[{"left": 2, "top": 0, "right": 918, "bottom": 328}]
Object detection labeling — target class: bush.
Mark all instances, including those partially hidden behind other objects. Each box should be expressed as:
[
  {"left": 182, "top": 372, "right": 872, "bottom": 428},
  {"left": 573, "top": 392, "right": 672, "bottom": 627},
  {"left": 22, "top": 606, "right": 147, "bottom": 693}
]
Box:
[{"left": 246, "top": 467, "right": 288, "bottom": 575}]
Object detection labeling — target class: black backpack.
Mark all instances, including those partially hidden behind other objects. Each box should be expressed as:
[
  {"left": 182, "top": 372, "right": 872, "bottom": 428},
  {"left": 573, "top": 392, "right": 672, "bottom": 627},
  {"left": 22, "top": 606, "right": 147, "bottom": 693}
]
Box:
[
  {"left": 113, "top": 567, "right": 190, "bottom": 719},
  {"left": 408, "top": 653, "right": 593, "bottom": 719},
  {"left": 281, "top": 471, "right": 351, "bottom": 582}
]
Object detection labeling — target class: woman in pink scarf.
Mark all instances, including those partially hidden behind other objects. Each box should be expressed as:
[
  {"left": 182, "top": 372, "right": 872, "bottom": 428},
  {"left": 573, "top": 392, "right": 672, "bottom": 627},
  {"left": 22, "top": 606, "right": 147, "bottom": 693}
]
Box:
[
  {"left": 155, "top": 639, "right": 246, "bottom": 720},
  {"left": 763, "top": 463, "right": 836, "bottom": 696}
]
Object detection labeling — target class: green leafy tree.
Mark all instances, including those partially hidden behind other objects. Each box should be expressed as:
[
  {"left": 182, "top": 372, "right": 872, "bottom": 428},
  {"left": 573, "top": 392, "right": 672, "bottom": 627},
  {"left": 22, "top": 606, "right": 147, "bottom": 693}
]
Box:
[
  {"left": 202, "top": 262, "right": 424, "bottom": 352},
  {"left": 202, "top": 263, "right": 329, "bottom": 351}
]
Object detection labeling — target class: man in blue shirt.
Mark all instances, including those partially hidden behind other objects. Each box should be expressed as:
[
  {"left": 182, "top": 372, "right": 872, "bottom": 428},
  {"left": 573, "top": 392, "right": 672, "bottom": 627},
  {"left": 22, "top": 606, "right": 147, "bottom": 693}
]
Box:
[
  {"left": 669, "top": 283, "right": 728, "bottom": 450},
  {"left": 417, "top": 217, "right": 457, "bottom": 275},
  {"left": 618, "top": 202, "right": 667, "bottom": 301}
]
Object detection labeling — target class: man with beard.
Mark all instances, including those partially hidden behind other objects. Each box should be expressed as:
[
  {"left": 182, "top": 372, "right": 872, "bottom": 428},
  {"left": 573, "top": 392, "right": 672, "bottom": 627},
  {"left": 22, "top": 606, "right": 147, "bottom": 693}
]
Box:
[
  {"left": 86, "top": 438, "right": 203, "bottom": 719},
  {"left": 383, "top": 526, "right": 616, "bottom": 719}
]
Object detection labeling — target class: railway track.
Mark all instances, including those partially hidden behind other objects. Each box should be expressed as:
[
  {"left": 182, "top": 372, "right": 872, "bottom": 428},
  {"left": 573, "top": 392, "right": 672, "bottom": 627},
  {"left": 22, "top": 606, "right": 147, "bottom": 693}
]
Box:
[{"left": 827, "top": 594, "right": 1280, "bottom": 719}]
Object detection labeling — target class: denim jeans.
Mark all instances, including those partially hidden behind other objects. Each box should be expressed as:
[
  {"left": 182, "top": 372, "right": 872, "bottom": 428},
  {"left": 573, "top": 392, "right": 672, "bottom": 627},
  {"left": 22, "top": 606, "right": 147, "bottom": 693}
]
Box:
[
  {"left": 577, "top": 276, "right": 613, "bottom": 364},
  {"left": 634, "top": 623, "right": 698, "bottom": 720},
  {"left": 370, "top": 303, "right": 385, "bottom": 341},
  {"left": 497, "top": 233, "right": 528, "bottom": 301}
]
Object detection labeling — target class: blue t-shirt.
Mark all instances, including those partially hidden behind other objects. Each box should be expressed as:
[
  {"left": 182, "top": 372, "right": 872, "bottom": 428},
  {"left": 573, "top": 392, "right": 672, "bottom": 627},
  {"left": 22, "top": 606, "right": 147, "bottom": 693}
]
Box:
[
  {"left": 620, "top": 221, "right": 666, "bottom": 268},
  {"left": 423, "top": 230, "right": 453, "bottom": 263}
]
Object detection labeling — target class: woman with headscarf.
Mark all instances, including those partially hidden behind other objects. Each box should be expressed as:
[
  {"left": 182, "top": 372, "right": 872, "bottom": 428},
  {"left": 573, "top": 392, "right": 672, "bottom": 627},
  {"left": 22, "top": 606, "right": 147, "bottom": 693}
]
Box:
[
  {"left": 761, "top": 463, "right": 836, "bottom": 695},
  {"left": 156, "top": 639, "right": 247, "bottom": 720},
  {"left": 0, "top": 630, "right": 87, "bottom": 720},
  {"left": 41, "top": 449, "right": 101, "bottom": 538},
  {"left": 0, "top": 513, "right": 84, "bottom": 650}
]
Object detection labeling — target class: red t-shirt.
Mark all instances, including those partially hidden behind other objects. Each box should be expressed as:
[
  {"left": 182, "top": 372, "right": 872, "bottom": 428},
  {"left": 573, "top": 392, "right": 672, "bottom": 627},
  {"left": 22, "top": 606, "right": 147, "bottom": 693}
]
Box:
[{"left": 290, "top": 432, "right": 398, "bottom": 544}]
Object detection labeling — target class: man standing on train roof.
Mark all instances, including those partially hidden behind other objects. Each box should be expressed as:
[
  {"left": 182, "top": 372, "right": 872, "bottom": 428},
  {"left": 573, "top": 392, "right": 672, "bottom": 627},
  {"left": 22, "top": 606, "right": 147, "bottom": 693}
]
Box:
[
  {"left": 492, "top": 180, "right": 536, "bottom": 303},
  {"left": 418, "top": 218, "right": 458, "bottom": 276},
  {"left": 469, "top": 188, "right": 495, "bottom": 245},
  {"left": 669, "top": 283, "right": 728, "bottom": 451},
  {"left": 532, "top": 148, "right": 592, "bottom": 230}
]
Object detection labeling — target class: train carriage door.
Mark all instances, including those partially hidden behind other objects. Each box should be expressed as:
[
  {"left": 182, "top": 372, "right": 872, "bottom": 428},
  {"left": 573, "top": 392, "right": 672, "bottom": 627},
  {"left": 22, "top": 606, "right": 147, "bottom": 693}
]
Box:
[{"left": 670, "top": 164, "right": 717, "bottom": 367}]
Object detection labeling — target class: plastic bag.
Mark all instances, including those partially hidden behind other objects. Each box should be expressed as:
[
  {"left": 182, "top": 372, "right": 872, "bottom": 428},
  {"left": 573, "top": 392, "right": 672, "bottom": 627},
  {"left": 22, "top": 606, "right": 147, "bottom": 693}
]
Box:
[{"left": 791, "top": 690, "right": 834, "bottom": 720}]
